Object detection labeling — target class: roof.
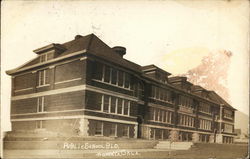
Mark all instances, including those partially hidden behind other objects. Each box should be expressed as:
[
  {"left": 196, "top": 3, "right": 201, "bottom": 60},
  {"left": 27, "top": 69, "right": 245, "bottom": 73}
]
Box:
[
  {"left": 207, "top": 91, "right": 235, "bottom": 109},
  {"left": 142, "top": 64, "right": 171, "bottom": 76},
  {"left": 191, "top": 85, "right": 208, "bottom": 92},
  {"left": 6, "top": 34, "right": 141, "bottom": 75},
  {"left": 168, "top": 76, "right": 193, "bottom": 86}
]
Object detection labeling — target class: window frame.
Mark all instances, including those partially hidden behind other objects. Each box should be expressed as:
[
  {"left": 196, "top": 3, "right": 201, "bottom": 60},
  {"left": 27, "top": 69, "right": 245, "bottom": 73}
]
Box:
[
  {"left": 37, "top": 96, "right": 45, "bottom": 113},
  {"left": 38, "top": 69, "right": 49, "bottom": 87},
  {"left": 95, "top": 121, "right": 103, "bottom": 136}
]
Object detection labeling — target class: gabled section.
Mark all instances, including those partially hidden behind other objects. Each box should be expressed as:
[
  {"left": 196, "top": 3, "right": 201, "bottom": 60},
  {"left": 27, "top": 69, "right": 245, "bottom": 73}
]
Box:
[
  {"left": 142, "top": 65, "right": 171, "bottom": 83},
  {"left": 168, "top": 76, "right": 193, "bottom": 92},
  {"left": 33, "top": 43, "right": 66, "bottom": 63},
  {"left": 191, "top": 85, "right": 209, "bottom": 99},
  {"left": 207, "top": 91, "right": 235, "bottom": 109},
  {"left": 33, "top": 43, "right": 66, "bottom": 55}
]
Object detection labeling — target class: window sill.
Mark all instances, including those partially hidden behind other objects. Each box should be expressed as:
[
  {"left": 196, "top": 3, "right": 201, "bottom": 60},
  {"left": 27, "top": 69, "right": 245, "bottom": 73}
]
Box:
[
  {"left": 55, "top": 78, "right": 82, "bottom": 85},
  {"left": 14, "top": 87, "right": 33, "bottom": 92},
  {"left": 178, "top": 105, "right": 194, "bottom": 110},
  {"left": 36, "top": 84, "right": 50, "bottom": 88},
  {"left": 224, "top": 116, "right": 233, "bottom": 120},
  {"left": 92, "top": 79, "right": 133, "bottom": 91},
  {"left": 93, "top": 110, "right": 133, "bottom": 118},
  {"left": 198, "top": 128, "right": 212, "bottom": 131},
  {"left": 178, "top": 124, "right": 195, "bottom": 128},
  {"left": 199, "top": 111, "right": 212, "bottom": 115},
  {"left": 149, "top": 120, "right": 173, "bottom": 125},
  {"left": 149, "top": 97, "right": 173, "bottom": 104}
]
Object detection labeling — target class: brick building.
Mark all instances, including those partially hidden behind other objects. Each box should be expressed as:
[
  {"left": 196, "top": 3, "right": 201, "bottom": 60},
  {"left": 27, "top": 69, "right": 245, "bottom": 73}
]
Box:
[{"left": 6, "top": 34, "right": 236, "bottom": 144}]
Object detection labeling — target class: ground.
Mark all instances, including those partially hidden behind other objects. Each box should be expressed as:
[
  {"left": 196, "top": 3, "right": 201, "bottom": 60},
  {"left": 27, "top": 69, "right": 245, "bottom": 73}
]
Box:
[{"left": 3, "top": 144, "right": 248, "bottom": 159}]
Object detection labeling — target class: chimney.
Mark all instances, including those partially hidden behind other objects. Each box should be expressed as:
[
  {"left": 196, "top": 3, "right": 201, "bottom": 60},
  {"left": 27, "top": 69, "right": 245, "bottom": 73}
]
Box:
[
  {"left": 112, "top": 46, "right": 126, "bottom": 57},
  {"left": 75, "top": 35, "right": 83, "bottom": 40}
]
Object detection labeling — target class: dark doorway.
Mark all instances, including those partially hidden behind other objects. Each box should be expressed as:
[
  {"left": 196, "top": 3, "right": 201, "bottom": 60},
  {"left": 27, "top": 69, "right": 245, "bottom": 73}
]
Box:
[{"left": 137, "top": 115, "right": 143, "bottom": 138}]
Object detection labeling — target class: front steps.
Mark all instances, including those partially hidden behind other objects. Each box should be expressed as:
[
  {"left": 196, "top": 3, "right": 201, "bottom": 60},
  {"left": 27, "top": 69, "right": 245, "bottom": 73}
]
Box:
[{"left": 154, "top": 141, "right": 193, "bottom": 150}]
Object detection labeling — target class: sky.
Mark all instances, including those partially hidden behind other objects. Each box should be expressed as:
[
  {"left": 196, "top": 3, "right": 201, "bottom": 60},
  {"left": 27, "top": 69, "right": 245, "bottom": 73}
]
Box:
[{"left": 1, "top": 0, "right": 249, "bottom": 131}]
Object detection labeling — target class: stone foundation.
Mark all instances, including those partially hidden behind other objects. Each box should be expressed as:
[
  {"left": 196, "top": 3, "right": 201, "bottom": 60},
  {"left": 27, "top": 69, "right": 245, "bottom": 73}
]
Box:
[
  {"left": 79, "top": 118, "right": 89, "bottom": 136},
  {"left": 170, "top": 129, "right": 179, "bottom": 142},
  {"left": 192, "top": 132, "right": 199, "bottom": 142}
]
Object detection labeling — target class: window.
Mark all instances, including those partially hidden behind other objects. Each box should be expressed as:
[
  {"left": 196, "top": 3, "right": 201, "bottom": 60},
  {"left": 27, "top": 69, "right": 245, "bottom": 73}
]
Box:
[
  {"left": 110, "top": 97, "right": 116, "bottom": 113},
  {"left": 224, "top": 109, "right": 233, "bottom": 119},
  {"left": 123, "top": 100, "right": 130, "bottom": 115},
  {"left": 40, "top": 54, "right": 46, "bottom": 62},
  {"left": 157, "top": 109, "right": 160, "bottom": 121},
  {"left": 103, "top": 95, "right": 110, "bottom": 113},
  {"left": 93, "top": 62, "right": 103, "bottom": 80},
  {"left": 124, "top": 73, "right": 130, "bottom": 88},
  {"left": 179, "top": 114, "right": 195, "bottom": 127},
  {"left": 104, "top": 66, "right": 111, "bottom": 83},
  {"left": 151, "top": 86, "right": 155, "bottom": 98},
  {"left": 167, "top": 112, "right": 172, "bottom": 123},
  {"left": 37, "top": 97, "right": 44, "bottom": 112},
  {"left": 155, "top": 87, "right": 159, "bottom": 99},
  {"left": 151, "top": 86, "right": 173, "bottom": 103},
  {"left": 160, "top": 90, "right": 164, "bottom": 100},
  {"left": 117, "top": 98, "right": 123, "bottom": 114},
  {"left": 179, "top": 96, "right": 193, "bottom": 108},
  {"left": 40, "top": 53, "right": 53, "bottom": 62},
  {"left": 93, "top": 64, "right": 131, "bottom": 89},
  {"left": 159, "top": 110, "right": 162, "bottom": 122},
  {"left": 111, "top": 68, "right": 118, "bottom": 85},
  {"left": 118, "top": 71, "right": 124, "bottom": 87},
  {"left": 95, "top": 121, "right": 103, "bottom": 135},
  {"left": 162, "top": 110, "right": 166, "bottom": 122},
  {"left": 224, "top": 124, "right": 233, "bottom": 133},
  {"left": 199, "top": 102, "right": 211, "bottom": 114},
  {"left": 100, "top": 95, "right": 130, "bottom": 116},
  {"left": 122, "top": 125, "right": 129, "bottom": 137},
  {"left": 199, "top": 119, "right": 212, "bottom": 130},
  {"left": 165, "top": 111, "right": 169, "bottom": 123},
  {"left": 38, "top": 69, "right": 49, "bottom": 86},
  {"left": 110, "top": 123, "right": 117, "bottom": 136},
  {"left": 150, "top": 107, "right": 173, "bottom": 124}
]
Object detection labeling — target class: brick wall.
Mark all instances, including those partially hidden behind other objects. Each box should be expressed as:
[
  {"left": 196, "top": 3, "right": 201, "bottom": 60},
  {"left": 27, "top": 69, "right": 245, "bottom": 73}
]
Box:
[
  {"left": 13, "top": 73, "right": 36, "bottom": 93},
  {"left": 45, "top": 91, "right": 85, "bottom": 111},
  {"left": 11, "top": 98, "right": 37, "bottom": 114},
  {"left": 54, "top": 60, "right": 83, "bottom": 83},
  {"left": 44, "top": 119, "right": 79, "bottom": 134},
  {"left": 11, "top": 91, "right": 85, "bottom": 114},
  {"left": 12, "top": 121, "right": 37, "bottom": 131}
]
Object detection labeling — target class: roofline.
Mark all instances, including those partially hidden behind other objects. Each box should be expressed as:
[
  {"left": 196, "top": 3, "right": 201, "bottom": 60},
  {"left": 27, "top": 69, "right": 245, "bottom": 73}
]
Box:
[
  {"left": 142, "top": 64, "right": 171, "bottom": 76},
  {"left": 6, "top": 49, "right": 87, "bottom": 75},
  {"left": 33, "top": 43, "right": 66, "bottom": 54},
  {"left": 141, "top": 74, "right": 228, "bottom": 107}
]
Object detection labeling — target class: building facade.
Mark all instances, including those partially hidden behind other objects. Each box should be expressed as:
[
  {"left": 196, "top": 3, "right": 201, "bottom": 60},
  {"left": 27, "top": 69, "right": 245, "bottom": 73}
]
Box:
[{"left": 6, "top": 34, "right": 236, "bottom": 144}]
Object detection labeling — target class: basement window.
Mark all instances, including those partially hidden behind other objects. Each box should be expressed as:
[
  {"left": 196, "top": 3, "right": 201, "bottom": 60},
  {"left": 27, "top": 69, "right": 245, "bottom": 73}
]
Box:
[{"left": 95, "top": 121, "right": 103, "bottom": 136}]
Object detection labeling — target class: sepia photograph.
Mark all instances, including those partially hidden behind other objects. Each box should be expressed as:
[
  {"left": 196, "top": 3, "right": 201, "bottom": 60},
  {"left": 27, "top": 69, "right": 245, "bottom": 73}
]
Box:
[{"left": 1, "top": 0, "right": 249, "bottom": 158}]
